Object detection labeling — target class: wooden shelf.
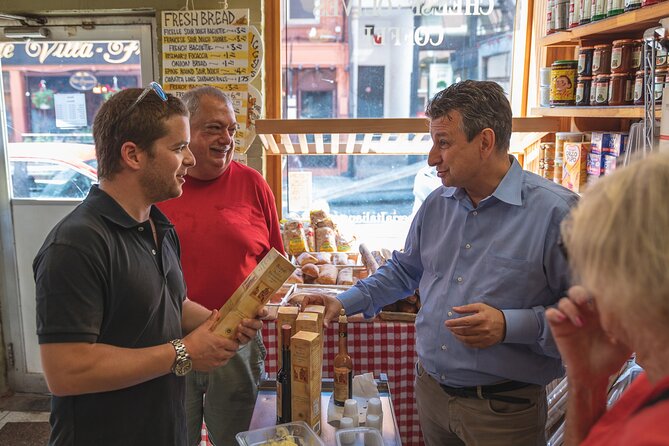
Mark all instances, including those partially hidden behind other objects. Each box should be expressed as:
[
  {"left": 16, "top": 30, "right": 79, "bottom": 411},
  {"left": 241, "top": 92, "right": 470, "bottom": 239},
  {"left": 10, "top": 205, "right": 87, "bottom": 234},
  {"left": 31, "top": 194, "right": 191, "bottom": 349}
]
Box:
[
  {"left": 531, "top": 106, "right": 661, "bottom": 118},
  {"left": 540, "top": 2, "right": 669, "bottom": 46}
]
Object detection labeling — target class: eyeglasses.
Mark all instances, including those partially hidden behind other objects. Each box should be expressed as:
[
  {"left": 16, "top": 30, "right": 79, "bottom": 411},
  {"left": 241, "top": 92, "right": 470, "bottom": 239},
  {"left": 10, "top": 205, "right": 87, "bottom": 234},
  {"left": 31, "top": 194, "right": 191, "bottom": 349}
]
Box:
[{"left": 126, "top": 82, "right": 168, "bottom": 115}]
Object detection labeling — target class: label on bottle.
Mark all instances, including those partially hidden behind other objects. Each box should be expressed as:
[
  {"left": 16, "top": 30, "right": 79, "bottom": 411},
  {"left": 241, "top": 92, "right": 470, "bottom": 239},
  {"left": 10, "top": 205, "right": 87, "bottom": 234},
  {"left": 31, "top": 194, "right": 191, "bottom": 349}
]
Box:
[
  {"left": 611, "top": 48, "right": 622, "bottom": 69},
  {"left": 593, "top": 52, "right": 601, "bottom": 72},
  {"left": 632, "top": 49, "right": 642, "bottom": 70},
  {"left": 334, "top": 367, "right": 352, "bottom": 404},
  {"left": 625, "top": 78, "right": 633, "bottom": 102},
  {"left": 596, "top": 81, "right": 609, "bottom": 104},
  {"left": 634, "top": 77, "right": 643, "bottom": 102},
  {"left": 576, "top": 83, "right": 584, "bottom": 103},
  {"left": 578, "top": 53, "right": 587, "bottom": 74}
]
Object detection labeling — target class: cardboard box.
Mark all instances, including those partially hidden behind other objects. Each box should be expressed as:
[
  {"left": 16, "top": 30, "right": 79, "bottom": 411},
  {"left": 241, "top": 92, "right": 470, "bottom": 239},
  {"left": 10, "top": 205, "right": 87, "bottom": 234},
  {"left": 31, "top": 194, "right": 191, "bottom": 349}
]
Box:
[
  {"left": 603, "top": 154, "right": 618, "bottom": 175},
  {"left": 212, "top": 248, "right": 295, "bottom": 338},
  {"left": 603, "top": 133, "right": 628, "bottom": 157},
  {"left": 562, "top": 142, "right": 589, "bottom": 193},
  {"left": 586, "top": 152, "right": 603, "bottom": 177},
  {"left": 291, "top": 331, "right": 322, "bottom": 434},
  {"left": 296, "top": 312, "right": 320, "bottom": 336},
  {"left": 590, "top": 132, "right": 612, "bottom": 154},
  {"left": 277, "top": 306, "right": 300, "bottom": 369}
]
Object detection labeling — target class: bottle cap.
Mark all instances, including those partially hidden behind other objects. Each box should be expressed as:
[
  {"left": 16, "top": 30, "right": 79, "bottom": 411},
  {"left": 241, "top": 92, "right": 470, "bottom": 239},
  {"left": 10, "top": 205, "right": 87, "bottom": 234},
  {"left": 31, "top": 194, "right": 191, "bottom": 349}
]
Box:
[{"left": 339, "top": 308, "right": 347, "bottom": 324}]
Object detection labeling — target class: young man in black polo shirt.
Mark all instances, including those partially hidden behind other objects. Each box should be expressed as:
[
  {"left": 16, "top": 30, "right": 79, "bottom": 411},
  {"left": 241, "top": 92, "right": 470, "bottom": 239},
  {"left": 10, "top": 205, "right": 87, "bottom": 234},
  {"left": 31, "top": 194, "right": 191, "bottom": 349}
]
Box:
[{"left": 33, "top": 84, "right": 264, "bottom": 446}]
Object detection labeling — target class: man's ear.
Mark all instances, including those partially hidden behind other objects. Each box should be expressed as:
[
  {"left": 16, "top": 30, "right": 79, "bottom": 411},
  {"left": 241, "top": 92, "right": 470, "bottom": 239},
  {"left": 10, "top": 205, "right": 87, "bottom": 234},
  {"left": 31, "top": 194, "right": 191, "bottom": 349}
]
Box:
[
  {"left": 479, "top": 128, "right": 496, "bottom": 160},
  {"left": 119, "top": 141, "right": 142, "bottom": 171}
]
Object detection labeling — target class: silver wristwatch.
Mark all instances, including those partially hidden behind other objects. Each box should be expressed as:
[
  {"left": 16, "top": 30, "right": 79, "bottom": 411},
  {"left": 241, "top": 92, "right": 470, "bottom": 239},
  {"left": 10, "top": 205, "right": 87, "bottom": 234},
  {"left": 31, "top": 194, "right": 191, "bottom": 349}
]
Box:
[{"left": 169, "top": 339, "right": 192, "bottom": 376}]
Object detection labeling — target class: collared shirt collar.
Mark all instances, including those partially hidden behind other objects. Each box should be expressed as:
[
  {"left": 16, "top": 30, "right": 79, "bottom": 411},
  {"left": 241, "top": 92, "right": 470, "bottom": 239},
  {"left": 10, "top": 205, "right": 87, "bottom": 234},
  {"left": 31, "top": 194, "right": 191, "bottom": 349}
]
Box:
[
  {"left": 440, "top": 156, "right": 523, "bottom": 206},
  {"left": 85, "top": 185, "right": 173, "bottom": 229}
]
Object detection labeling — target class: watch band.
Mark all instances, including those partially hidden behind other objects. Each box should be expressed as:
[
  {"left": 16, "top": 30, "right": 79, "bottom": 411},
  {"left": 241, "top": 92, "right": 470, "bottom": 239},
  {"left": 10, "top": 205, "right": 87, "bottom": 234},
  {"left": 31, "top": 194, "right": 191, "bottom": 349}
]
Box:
[{"left": 169, "top": 338, "right": 191, "bottom": 375}]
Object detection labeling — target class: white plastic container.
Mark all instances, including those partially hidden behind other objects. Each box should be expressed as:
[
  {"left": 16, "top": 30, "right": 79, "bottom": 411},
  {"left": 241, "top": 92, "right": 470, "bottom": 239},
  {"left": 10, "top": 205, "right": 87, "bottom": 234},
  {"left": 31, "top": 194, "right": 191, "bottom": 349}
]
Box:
[
  {"left": 335, "top": 427, "right": 384, "bottom": 446},
  {"left": 236, "top": 421, "right": 325, "bottom": 446}
]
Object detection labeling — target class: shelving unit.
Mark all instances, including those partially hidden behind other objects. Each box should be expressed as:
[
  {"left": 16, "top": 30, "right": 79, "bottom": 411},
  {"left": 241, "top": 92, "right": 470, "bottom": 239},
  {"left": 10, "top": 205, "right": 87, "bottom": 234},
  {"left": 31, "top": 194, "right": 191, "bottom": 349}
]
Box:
[
  {"left": 534, "top": 2, "right": 669, "bottom": 133},
  {"left": 541, "top": 2, "right": 669, "bottom": 46},
  {"left": 531, "top": 106, "right": 662, "bottom": 119}
]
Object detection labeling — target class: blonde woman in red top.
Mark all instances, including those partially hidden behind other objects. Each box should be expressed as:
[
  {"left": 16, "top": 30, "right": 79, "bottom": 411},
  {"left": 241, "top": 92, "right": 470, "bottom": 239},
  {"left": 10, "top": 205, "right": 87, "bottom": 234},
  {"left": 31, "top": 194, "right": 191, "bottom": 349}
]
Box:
[{"left": 546, "top": 153, "right": 669, "bottom": 445}]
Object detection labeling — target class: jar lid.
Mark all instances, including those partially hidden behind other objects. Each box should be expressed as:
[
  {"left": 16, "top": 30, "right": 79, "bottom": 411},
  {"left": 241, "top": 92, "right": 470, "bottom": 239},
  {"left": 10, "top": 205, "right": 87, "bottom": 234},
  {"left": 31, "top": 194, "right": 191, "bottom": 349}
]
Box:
[
  {"left": 655, "top": 67, "right": 669, "bottom": 73},
  {"left": 552, "top": 59, "right": 578, "bottom": 65},
  {"left": 595, "top": 74, "right": 610, "bottom": 79},
  {"left": 577, "top": 76, "right": 594, "bottom": 80},
  {"left": 636, "top": 70, "right": 646, "bottom": 75},
  {"left": 612, "top": 39, "right": 634, "bottom": 45},
  {"left": 579, "top": 46, "right": 595, "bottom": 50},
  {"left": 609, "top": 72, "right": 631, "bottom": 77},
  {"left": 594, "top": 44, "right": 612, "bottom": 49}
]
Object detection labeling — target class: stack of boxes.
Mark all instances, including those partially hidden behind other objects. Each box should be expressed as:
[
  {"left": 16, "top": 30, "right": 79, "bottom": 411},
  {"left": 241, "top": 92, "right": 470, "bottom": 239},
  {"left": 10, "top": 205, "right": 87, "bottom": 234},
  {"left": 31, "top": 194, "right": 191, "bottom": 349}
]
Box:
[
  {"left": 587, "top": 132, "right": 628, "bottom": 184},
  {"left": 277, "top": 305, "right": 325, "bottom": 434},
  {"left": 562, "top": 140, "right": 590, "bottom": 193}
]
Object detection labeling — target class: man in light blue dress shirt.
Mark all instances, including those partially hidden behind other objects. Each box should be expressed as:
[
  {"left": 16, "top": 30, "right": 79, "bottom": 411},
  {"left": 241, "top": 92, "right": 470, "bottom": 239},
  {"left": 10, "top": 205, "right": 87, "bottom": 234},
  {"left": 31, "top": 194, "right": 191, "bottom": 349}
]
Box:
[{"left": 304, "top": 80, "right": 578, "bottom": 445}]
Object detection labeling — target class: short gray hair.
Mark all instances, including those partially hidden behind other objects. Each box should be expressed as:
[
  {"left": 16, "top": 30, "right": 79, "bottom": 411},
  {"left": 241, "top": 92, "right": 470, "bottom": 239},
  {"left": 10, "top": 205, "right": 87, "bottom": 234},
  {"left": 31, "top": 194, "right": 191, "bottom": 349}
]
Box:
[
  {"left": 180, "top": 86, "right": 233, "bottom": 118},
  {"left": 563, "top": 153, "right": 669, "bottom": 332},
  {"left": 425, "top": 80, "right": 512, "bottom": 153}
]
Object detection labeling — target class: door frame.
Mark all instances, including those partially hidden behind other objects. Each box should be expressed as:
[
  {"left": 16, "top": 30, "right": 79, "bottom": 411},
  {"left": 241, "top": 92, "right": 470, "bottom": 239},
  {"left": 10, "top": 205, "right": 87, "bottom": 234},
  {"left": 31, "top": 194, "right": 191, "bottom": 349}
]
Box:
[{"left": 0, "top": 14, "right": 157, "bottom": 393}]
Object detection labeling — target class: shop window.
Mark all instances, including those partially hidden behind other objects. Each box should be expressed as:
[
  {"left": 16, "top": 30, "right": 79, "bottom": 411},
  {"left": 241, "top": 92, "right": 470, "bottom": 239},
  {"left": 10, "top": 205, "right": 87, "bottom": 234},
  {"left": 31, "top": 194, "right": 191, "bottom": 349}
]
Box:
[
  {"left": 1, "top": 39, "right": 141, "bottom": 200},
  {"left": 281, "top": 0, "right": 519, "bottom": 248},
  {"left": 288, "top": 0, "right": 320, "bottom": 23}
]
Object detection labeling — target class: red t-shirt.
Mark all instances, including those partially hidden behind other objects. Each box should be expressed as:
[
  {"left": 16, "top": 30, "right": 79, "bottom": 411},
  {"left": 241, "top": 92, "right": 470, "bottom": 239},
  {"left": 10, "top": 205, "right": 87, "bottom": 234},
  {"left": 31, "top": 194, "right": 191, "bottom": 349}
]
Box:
[
  {"left": 581, "top": 372, "right": 669, "bottom": 445},
  {"left": 158, "top": 161, "right": 284, "bottom": 310}
]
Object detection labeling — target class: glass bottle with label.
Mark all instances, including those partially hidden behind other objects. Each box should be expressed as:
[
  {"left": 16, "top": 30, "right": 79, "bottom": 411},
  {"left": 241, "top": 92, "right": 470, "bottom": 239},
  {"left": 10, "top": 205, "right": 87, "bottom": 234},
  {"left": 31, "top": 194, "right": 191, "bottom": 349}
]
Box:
[
  {"left": 334, "top": 309, "right": 353, "bottom": 407},
  {"left": 276, "top": 324, "right": 292, "bottom": 424}
]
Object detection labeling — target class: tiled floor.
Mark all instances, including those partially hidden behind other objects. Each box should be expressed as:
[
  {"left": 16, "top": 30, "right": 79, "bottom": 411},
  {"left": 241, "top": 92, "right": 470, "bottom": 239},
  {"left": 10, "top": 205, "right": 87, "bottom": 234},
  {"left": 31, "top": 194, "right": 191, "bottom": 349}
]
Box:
[{"left": 0, "top": 409, "right": 50, "bottom": 428}]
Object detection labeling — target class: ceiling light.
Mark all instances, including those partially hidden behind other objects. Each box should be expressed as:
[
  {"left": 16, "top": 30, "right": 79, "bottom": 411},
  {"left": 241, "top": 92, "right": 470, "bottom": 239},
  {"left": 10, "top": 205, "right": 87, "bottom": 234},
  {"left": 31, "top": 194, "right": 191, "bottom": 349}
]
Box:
[{"left": 3, "top": 26, "right": 50, "bottom": 39}]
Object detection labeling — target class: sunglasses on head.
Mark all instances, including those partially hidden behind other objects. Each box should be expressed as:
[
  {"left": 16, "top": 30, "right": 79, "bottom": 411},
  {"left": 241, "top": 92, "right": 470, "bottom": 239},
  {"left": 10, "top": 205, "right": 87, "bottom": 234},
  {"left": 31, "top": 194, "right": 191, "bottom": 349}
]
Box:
[{"left": 127, "top": 81, "right": 168, "bottom": 113}]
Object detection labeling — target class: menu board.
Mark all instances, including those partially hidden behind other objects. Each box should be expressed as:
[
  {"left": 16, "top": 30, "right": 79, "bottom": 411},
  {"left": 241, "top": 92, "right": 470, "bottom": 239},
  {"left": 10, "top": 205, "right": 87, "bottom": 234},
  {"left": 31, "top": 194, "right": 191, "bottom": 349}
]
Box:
[{"left": 161, "top": 8, "right": 263, "bottom": 152}]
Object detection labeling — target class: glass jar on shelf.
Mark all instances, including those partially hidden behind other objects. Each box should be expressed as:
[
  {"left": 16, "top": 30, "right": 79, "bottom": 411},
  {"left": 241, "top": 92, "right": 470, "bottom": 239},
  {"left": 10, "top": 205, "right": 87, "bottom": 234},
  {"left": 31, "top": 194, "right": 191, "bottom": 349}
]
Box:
[
  {"left": 654, "top": 67, "right": 668, "bottom": 103},
  {"left": 656, "top": 38, "right": 668, "bottom": 68},
  {"left": 631, "top": 39, "right": 644, "bottom": 72},
  {"left": 608, "top": 73, "right": 633, "bottom": 105},
  {"left": 594, "top": 74, "right": 611, "bottom": 106},
  {"left": 593, "top": 44, "right": 612, "bottom": 75},
  {"left": 578, "top": 46, "right": 595, "bottom": 76},
  {"left": 607, "top": 0, "right": 624, "bottom": 16},
  {"left": 611, "top": 39, "right": 634, "bottom": 74},
  {"left": 576, "top": 76, "right": 593, "bottom": 105},
  {"left": 633, "top": 70, "right": 644, "bottom": 105}
]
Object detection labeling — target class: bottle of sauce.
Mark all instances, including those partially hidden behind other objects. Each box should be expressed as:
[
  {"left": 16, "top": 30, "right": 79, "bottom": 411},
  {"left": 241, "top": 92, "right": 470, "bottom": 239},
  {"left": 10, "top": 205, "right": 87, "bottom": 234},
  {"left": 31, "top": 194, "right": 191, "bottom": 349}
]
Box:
[
  {"left": 334, "top": 309, "right": 353, "bottom": 406},
  {"left": 276, "top": 324, "right": 292, "bottom": 424}
]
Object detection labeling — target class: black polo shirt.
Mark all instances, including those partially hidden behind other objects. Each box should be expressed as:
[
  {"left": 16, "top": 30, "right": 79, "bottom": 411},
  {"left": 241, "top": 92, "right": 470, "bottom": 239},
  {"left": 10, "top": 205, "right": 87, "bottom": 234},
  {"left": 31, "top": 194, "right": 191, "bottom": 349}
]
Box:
[{"left": 34, "top": 185, "right": 187, "bottom": 446}]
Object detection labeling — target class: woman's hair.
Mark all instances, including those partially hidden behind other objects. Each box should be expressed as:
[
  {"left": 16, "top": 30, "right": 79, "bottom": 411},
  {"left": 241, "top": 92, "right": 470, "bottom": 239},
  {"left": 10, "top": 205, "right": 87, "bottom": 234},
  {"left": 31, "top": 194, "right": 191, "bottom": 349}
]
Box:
[{"left": 563, "top": 153, "right": 669, "bottom": 326}]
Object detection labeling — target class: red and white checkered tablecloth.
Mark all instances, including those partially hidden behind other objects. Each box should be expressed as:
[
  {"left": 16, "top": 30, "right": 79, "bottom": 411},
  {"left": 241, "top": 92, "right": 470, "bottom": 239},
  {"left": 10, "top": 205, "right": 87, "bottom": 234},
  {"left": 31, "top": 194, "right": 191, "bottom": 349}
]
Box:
[{"left": 263, "top": 319, "right": 423, "bottom": 446}]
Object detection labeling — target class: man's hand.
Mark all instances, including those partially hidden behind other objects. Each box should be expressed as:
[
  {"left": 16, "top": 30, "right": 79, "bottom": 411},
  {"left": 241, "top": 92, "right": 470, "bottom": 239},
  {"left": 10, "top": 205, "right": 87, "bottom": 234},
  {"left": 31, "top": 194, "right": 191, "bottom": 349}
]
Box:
[
  {"left": 444, "top": 303, "right": 506, "bottom": 348},
  {"left": 299, "top": 293, "right": 344, "bottom": 327},
  {"left": 546, "top": 285, "right": 631, "bottom": 382},
  {"left": 235, "top": 306, "right": 267, "bottom": 345},
  {"left": 183, "top": 310, "right": 239, "bottom": 371}
]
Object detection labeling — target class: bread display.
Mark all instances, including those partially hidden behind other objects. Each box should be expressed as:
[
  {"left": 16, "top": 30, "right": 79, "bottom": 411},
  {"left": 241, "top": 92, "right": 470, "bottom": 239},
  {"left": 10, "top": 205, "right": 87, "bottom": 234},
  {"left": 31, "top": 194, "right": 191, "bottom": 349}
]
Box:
[
  {"left": 336, "top": 267, "right": 354, "bottom": 286},
  {"left": 315, "top": 264, "right": 338, "bottom": 285}
]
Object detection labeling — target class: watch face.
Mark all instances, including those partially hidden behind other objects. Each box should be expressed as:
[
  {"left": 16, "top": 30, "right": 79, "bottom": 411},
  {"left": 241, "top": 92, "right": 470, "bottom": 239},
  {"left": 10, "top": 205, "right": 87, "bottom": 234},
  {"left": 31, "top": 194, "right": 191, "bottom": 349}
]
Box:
[{"left": 174, "top": 358, "right": 192, "bottom": 376}]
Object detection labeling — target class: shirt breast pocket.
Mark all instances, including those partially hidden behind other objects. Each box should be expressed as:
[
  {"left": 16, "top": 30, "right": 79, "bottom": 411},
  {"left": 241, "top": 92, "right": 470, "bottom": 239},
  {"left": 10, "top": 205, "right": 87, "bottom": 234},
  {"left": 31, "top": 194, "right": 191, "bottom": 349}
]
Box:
[{"left": 477, "top": 253, "right": 543, "bottom": 308}]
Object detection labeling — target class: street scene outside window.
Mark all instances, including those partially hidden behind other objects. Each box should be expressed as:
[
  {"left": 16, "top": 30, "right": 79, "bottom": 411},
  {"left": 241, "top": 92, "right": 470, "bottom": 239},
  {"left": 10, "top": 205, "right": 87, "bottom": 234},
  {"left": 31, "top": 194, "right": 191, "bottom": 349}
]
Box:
[
  {"left": 1, "top": 40, "right": 141, "bottom": 199},
  {"left": 281, "top": 0, "right": 517, "bottom": 248}
]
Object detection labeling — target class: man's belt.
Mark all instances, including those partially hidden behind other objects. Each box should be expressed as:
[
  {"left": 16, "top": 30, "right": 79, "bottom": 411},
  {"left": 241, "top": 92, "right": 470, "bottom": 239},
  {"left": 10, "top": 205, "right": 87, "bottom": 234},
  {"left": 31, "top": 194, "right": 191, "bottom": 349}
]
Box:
[{"left": 439, "top": 380, "right": 532, "bottom": 404}]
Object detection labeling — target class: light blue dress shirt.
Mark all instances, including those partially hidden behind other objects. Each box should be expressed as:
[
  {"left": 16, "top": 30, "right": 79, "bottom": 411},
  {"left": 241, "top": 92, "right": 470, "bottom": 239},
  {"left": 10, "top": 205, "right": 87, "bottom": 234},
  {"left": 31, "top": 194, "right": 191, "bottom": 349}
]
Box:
[{"left": 338, "top": 158, "right": 578, "bottom": 387}]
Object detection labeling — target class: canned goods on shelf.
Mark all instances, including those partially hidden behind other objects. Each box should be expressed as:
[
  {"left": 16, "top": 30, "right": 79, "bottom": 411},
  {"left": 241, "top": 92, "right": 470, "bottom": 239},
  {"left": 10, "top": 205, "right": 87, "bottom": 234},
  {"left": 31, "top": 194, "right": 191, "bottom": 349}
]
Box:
[{"left": 551, "top": 60, "right": 578, "bottom": 106}]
